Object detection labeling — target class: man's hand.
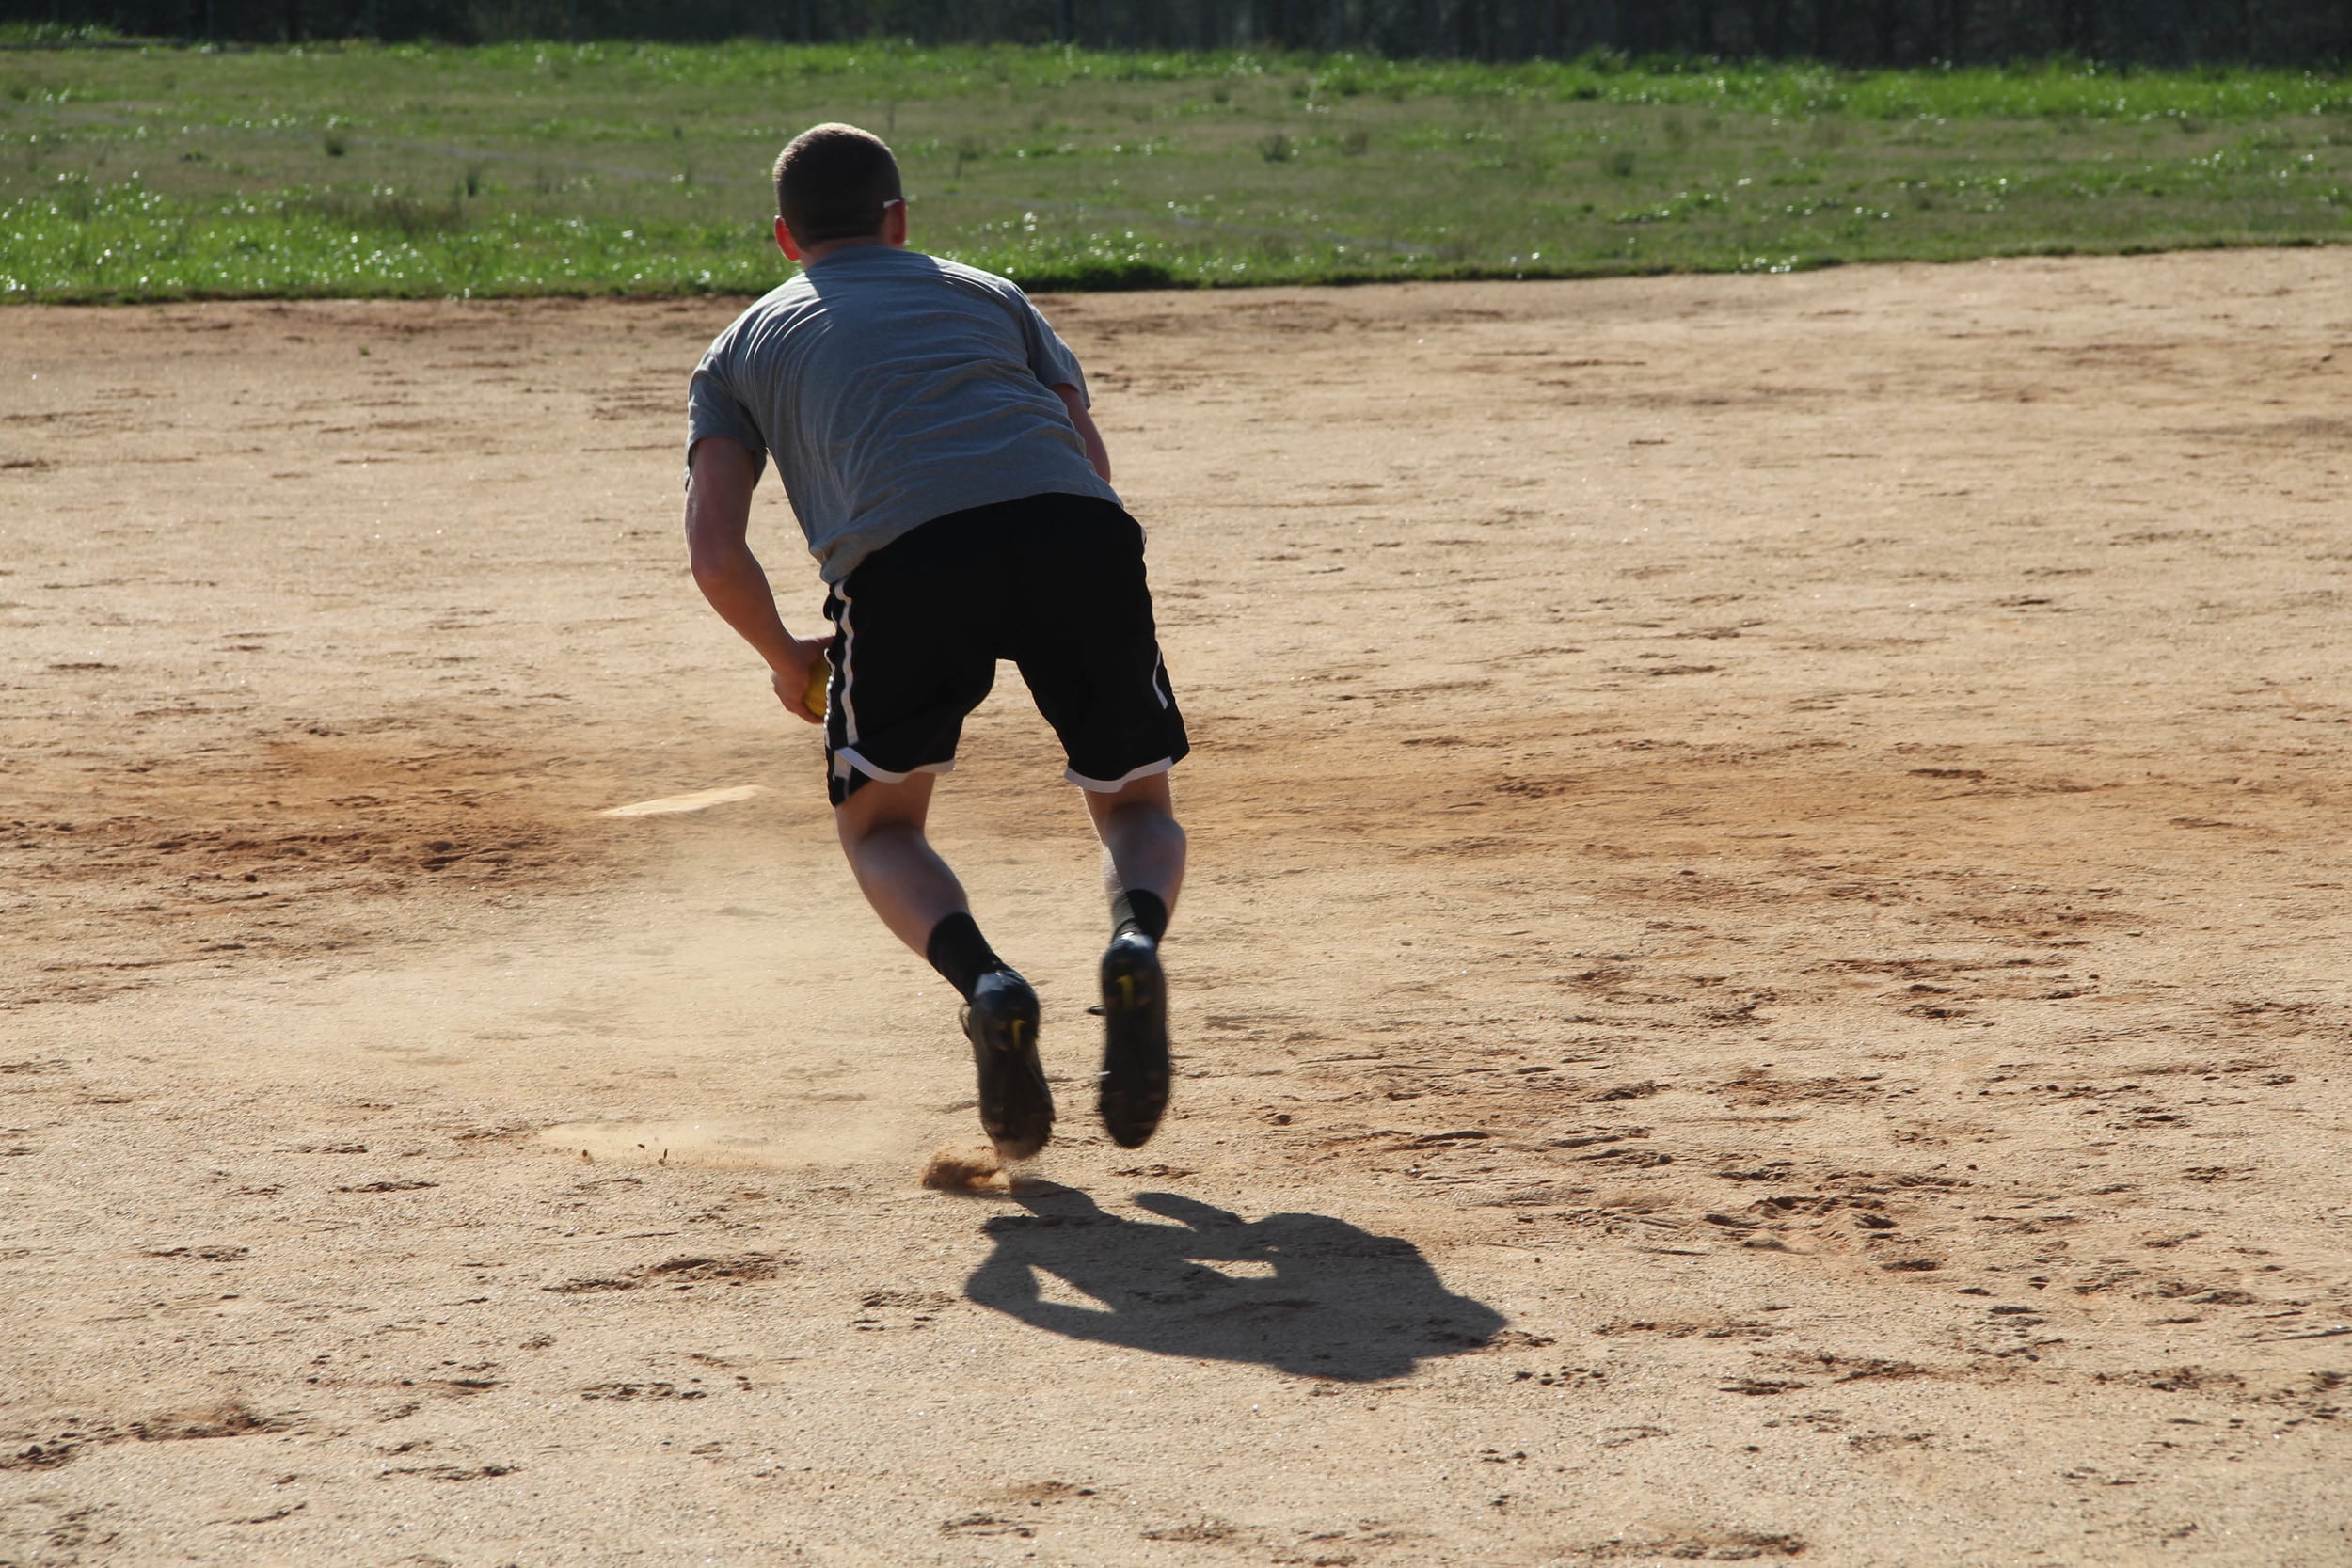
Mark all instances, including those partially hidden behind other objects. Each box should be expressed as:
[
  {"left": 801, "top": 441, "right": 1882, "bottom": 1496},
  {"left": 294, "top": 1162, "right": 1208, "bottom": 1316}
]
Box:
[{"left": 769, "top": 635, "right": 834, "bottom": 725}]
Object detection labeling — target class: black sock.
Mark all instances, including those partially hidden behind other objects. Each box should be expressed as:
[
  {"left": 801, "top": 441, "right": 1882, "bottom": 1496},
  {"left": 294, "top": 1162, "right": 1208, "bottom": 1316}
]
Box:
[
  {"left": 1110, "top": 889, "right": 1169, "bottom": 944},
  {"left": 925, "top": 911, "right": 1004, "bottom": 1001}
]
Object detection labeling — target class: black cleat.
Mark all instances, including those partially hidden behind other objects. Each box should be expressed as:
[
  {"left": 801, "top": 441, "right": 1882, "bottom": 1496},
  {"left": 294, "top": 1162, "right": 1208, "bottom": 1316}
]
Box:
[
  {"left": 963, "top": 969, "right": 1051, "bottom": 1160},
  {"left": 1097, "top": 931, "right": 1170, "bottom": 1148}
]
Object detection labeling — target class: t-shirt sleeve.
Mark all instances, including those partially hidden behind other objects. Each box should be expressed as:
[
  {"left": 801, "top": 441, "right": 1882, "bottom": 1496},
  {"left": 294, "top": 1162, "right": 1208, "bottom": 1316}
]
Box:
[
  {"left": 1009, "top": 289, "right": 1090, "bottom": 405},
  {"left": 685, "top": 333, "right": 769, "bottom": 481}
]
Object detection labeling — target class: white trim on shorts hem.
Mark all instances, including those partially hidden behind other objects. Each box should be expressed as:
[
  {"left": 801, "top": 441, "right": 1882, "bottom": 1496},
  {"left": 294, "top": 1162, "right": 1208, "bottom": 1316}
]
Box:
[
  {"left": 835, "top": 747, "right": 957, "bottom": 786},
  {"left": 1065, "top": 756, "right": 1176, "bottom": 793}
]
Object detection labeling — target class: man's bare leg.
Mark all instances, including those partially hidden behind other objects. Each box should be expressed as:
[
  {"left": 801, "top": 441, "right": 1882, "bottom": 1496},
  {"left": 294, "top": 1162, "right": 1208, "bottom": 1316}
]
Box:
[
  {"left": 1084, "top": 771, "right": 1186, "bottom": 920},
  {"left": 1082, "top": 772, "right": 1184, "bottom": 1148},
  {"left": 835, "top": 770, "right": 1050, "bottom": 1157},
  {"left": 832, "top": 771, "right": 966, "bottom": 955}
]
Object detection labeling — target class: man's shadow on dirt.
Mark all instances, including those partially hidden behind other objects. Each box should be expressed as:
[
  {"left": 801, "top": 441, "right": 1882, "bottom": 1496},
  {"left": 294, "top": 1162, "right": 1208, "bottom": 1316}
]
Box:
[{"left": 962, "top": 1187, "right": 1506, "bottom": 1382}]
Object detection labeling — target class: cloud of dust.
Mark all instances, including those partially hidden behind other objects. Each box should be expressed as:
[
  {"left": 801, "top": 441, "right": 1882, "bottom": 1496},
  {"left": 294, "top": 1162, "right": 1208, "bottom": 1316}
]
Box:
[{"left": 920, "top": 1144, "right": 1009, "bottom": 1192}]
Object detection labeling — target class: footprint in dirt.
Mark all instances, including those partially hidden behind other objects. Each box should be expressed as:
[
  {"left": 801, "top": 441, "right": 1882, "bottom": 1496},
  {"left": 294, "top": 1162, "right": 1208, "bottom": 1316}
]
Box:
[{"left": 964, "top": 1188, "right": 1505, "bottom": 1382}]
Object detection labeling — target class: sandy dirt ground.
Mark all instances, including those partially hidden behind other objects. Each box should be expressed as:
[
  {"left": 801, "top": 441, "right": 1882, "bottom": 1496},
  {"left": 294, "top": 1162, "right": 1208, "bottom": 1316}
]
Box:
[{"left": 3, "top": 249, "right": 2349, "bottom": 1568}]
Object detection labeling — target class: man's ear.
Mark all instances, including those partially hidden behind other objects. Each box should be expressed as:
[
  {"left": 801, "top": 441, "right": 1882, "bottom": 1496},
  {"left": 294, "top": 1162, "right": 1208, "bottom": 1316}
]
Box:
[
  {"left": 773, "top": 216, "right": 803, "bottom": 261},
  {"left": 882, "top": 198, "right": 908, "bottom": 249}
]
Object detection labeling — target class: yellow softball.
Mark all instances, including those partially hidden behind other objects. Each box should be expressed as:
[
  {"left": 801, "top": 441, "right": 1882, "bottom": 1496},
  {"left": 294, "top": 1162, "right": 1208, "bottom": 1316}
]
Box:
[{"left": 804, "top": 662, "right": 829, "bottom": 719}]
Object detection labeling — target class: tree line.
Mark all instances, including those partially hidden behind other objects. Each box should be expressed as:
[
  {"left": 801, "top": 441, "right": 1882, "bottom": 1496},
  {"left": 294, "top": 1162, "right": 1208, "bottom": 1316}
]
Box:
[{"left": 8, "top": 0, "right": 2348, "bottom": 65}]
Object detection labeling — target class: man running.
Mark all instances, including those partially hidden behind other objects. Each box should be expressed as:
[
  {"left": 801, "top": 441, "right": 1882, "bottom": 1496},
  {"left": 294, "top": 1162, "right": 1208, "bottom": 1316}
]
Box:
[{"left": 681, "top": 122, "right": 1188, "bottom": 1160}]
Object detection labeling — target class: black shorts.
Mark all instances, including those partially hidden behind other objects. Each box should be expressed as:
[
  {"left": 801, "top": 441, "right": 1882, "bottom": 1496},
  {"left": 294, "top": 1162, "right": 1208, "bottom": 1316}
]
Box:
[{"left": 818, "top": 492, "right": 1189, "bottom": 806}]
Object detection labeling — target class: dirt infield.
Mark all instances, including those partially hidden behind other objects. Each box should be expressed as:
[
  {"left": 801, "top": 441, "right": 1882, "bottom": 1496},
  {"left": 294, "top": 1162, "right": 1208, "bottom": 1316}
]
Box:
[{"left": 3, "top": 251, "right": 2348, "bottom": 1567}]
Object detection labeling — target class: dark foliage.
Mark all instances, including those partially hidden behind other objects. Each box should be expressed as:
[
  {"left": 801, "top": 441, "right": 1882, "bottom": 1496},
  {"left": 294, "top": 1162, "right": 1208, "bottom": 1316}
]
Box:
[{"left": 4, "top": 0, "right": 2348, "bottom": 65}]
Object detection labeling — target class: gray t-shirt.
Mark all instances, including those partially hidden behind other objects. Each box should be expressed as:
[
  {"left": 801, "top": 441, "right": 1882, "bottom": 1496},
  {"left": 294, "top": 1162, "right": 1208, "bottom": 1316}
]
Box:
[{"left": 686, "top": 246, "right": 1120, "bottom": 582}]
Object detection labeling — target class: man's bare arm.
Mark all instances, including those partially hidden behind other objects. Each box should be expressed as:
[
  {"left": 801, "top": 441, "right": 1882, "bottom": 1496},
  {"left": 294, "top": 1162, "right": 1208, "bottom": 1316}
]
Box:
[
  {"left": 1051, "top": 384, "right": 1111, "bottom": 483},
  {"left": 683, "top": 436, "right": 829, "bottom": 724}
]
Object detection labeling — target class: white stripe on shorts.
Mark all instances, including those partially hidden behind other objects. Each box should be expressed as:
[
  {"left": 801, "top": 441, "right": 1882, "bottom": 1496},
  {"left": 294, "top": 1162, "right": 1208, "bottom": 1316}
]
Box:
[{"left": 833, "top": 577, "right": 862, "bottom": 748}]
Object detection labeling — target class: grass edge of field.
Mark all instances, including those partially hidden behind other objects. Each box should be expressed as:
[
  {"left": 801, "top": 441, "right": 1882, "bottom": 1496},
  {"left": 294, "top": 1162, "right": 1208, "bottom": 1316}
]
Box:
[{"left": 9, "top": 230, "right": 2345, "bottom": 307}]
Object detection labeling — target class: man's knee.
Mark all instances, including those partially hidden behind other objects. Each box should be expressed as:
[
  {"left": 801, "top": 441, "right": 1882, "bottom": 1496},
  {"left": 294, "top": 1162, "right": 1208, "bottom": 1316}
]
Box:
[
  {"left": 1084, "top": 770, "right": 1176, "bottom": 826},
  {"left": 1133, "top": 804, "right": 1185, "bottom": 847},
  {"left": 834, "top": 770, "right": 935, "bottom": 848}
]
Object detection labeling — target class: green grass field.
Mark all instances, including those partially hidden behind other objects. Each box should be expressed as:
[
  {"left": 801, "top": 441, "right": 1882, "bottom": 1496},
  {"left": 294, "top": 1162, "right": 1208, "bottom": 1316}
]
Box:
[{"left": 3, "top": 40, "right": 2347, "bottom": 300}]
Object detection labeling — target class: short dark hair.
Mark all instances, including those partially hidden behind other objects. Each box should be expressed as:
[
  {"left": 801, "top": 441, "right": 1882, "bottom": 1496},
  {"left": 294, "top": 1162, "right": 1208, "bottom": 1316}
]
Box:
[{"left": 773, "top": 123, "right": 902, "bottom": 245}]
